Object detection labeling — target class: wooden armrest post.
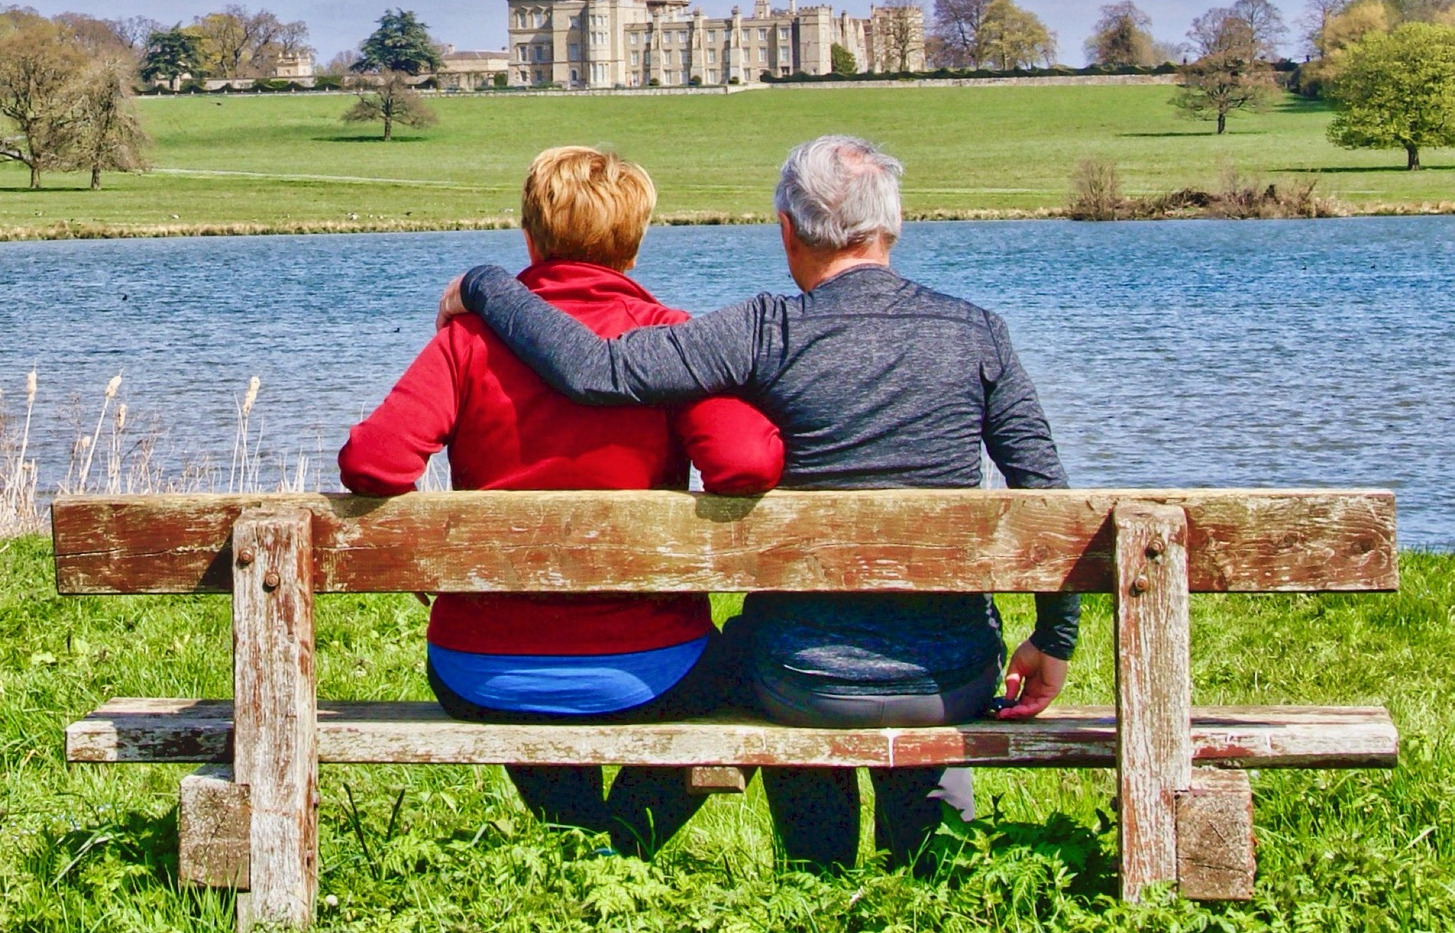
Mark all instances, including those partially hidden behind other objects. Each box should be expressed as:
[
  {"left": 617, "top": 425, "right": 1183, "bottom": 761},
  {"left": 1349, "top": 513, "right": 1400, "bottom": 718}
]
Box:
[
  {"left": 232, "top": 509, "right": 318, "bottom": 930},
  {"left": 1113, "top": 503, "right": 1191, "bottom": 902}
]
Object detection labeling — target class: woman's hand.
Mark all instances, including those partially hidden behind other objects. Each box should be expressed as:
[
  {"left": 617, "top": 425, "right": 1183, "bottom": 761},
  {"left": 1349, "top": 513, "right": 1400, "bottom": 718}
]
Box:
[{"left": 437, "top": 274, "right": 467, "bottom": 331}]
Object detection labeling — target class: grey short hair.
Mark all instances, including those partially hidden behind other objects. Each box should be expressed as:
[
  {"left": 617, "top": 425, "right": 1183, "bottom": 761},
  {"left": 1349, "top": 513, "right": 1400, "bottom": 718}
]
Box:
[{"left": 774, "top": 135, "right": 904, "bottom": 251}]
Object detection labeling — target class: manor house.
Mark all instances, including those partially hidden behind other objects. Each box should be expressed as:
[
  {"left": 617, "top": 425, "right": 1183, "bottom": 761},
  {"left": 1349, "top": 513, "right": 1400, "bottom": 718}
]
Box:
[{"left": 506, "top": 0, "right": 924, "bottom": 88}]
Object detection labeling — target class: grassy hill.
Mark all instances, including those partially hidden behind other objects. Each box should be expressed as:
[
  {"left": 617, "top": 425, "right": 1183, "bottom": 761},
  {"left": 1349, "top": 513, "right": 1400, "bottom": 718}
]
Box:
[{"left": 1, "top": 84, "right": 1452, "bottom": 239}]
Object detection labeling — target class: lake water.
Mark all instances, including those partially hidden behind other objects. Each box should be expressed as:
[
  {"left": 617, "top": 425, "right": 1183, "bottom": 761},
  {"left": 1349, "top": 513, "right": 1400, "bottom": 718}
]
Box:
[{"left": 2, "top": 217, "right": 1451, "bottom": 548}]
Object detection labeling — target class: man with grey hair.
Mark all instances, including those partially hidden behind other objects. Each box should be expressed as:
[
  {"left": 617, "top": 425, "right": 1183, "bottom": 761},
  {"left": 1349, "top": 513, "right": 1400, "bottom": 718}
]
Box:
[{"left": 436, "top": 134, "right": 1080, "bottom": 871}]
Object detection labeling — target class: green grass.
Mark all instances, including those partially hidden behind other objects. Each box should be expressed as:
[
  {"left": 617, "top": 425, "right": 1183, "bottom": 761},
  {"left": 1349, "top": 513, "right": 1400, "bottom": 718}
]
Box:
[
  {"left": 3, "top": 534, "right": 1453, "bottom": 930},
  {"left": 1, "top": 86, "right": 1452, "bottom": 237}
]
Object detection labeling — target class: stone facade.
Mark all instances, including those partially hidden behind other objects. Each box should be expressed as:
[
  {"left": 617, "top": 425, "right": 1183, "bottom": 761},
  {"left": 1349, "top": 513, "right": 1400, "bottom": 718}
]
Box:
[{"left": 505, "top": 0, "right": 922, "bottom": 88}]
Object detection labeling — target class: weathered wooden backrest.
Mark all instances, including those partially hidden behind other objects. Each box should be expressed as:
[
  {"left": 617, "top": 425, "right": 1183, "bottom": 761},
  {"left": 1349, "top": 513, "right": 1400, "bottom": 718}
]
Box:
[{"left": 51, "top": 488, "right": 1397, "bottom": 596}]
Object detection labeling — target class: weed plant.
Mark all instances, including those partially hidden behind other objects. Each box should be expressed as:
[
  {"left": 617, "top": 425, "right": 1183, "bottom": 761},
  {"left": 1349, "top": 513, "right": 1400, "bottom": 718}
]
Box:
[{"left": 2, "top": 535, "right": 1451, "bottom": 930}]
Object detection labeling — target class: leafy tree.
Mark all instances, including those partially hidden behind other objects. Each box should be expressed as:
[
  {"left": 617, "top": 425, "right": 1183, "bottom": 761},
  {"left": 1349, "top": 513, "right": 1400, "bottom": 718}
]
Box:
[
  {"left": 977, "top": 0, "right": 1057, "bottom": 70},
  {"left": 831, "top": 42, "right": 857, "bottom": 74},
  {"left": 1086, "top": 1, "right": 1158, "bottom": 66},
  {"left": 141, "top": 27, "right": 205, "bottom": 89},
  {"left": 342, "top": 70, "right": 437, "bottom": 141},
  {"left": 1175, "top": 6, "right": 1279, "bottom": 133},
  {"left": 0, "top": 12, "right": 87, "bottom": 188},
  {"left": 354, "top": 9, "right": 444, "bottom": 76},
  {"left": 931, "top": 0, "right": 990, "bottom": 67},
  {"left": 1326, "top": 21, "right": 1455, "bottom": 168},
  {"left": 66, "top": 58, "right": 149, "bottom": 189},
  {"left": 191, "top": 5, "right": 308, "bottom": 80}
]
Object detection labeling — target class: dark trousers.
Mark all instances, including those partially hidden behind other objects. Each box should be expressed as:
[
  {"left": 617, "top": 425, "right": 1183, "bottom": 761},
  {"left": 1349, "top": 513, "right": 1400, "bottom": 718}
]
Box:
[
  {"left": 751, "top": 659, "right": 1001, "bottom": 872},
  {"left": 426, "top": 628, "right": 754, "bottom": 858}
]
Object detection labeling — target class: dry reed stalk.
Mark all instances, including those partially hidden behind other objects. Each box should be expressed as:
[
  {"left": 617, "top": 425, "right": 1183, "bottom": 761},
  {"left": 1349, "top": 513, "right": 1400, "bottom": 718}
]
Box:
[
  {"left": 75, "top": 373, "right": 122, "bottom": 493},
  {"left": 231, "top": 376, "right": 261, "bottom": 493}
]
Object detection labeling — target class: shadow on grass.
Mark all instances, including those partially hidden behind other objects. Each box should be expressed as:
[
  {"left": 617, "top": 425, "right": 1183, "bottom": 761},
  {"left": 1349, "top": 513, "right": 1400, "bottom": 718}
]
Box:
[
  {"left": 313, "top": 134, "right": 433, "bottom": 144},
  {"left": 1117, "top": 130, "right": 1267, "bottom": 138},
  {"left": 45, "top": 806, "right": 180, "bottom": 888},
  {"left": 1275, "top": 164, "right": 1454, "bottom": 174}
]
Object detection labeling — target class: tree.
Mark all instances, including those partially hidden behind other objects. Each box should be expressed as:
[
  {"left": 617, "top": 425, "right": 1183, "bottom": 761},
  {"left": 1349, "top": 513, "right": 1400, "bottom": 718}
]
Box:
[
  {"left": 342, "top": 70, "right": 437, "bottom": 141},
  {"left": 354, "top": 9, "right": 443, "bottom": 76},
  {"left": 0, "top": 13, "right": 87, "bottom": 188},
  {"left": 66, "top": 58, "right": 149, "bottom": 189},
  {"left": 141, "top": 27, "right": 205, "bottom": 89},
  {"left": 931, "top": 0, "right": 990, "bottom": 67},
  {"left": 872, "top": 1, "right": 925, "bottom": 72},
  {"left": 831, "top": 42, "right": 857, "bottom": 75},
  {"left": 1326, "top": 21, "right": 1455, "bottom": 168},
  {"left": 108, "top": 15, "right": 167, "bottom": 51},
  {"left": 977, "top": 0, "right": 1057, "bottom": 70},
  {"left": 1175, "top": 6, "right": 1279, "bottom": 133},
  {"left": 1086, "top": 1, "right": 1158, "bottom": 66},
  {"left": 1230, "top": 0, "right": 1289, "bottom": 59},
  {"left": 191, "top": 6, "right": 307, "bottom": 79}
]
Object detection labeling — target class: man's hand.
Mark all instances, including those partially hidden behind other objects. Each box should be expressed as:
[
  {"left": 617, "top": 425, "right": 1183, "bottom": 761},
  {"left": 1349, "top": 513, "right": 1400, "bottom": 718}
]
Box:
[
  {"left": 997, "top": 639, "right": 1068, "bottom": 720},
  {"left": 436, "top": 274, "right": 468, "bottom": 332}
]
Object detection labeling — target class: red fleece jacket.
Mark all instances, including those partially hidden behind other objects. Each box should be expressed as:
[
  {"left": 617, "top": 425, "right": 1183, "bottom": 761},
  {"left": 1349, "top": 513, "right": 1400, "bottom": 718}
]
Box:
[{"left": 339, "top": 259, "right": 784, "bottom": 656}]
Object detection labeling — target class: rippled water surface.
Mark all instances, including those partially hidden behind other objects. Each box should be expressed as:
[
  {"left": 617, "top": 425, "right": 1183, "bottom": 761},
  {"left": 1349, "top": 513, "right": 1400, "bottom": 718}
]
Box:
[{"left": 2, "top": 217, "right": 1451, "bottom": 546}]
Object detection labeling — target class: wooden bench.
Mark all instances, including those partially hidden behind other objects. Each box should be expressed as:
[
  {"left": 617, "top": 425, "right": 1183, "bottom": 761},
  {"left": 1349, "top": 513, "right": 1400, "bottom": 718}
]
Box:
[{"left": 53, "top": 489, "right": 1400, "bottom": 930}]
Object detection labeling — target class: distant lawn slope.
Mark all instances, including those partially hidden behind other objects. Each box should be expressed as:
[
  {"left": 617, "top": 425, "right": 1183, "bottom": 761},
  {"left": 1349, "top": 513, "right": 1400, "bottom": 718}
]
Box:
[{"left": 1, "top": 85, "right": 1452, "bottom": 237}]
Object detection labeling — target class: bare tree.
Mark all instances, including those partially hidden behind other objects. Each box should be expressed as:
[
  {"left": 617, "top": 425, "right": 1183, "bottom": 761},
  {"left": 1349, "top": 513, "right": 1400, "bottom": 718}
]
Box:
[
  {"left": 0, "top": 13, "right": 87, "bottom": 188},
  {"left": 342, "top": 70, "right": 437, "bottom": 141},
  {"left": 931, "top": 0, "right": 990, "bottom": 67},
  {"left": 1231, "top": 0, "right": 1289, "bottom": 59},
  {"left": 1086, "top": 1, "right": 1158, "bottom": 66},
  {"left": 1301, "top": 0, "right": 1351, "bottom": 59},
  {"left": 108, "top": 15, "right": 167, "bottom": 50},
  {"left": 873, "top": 1, "right": 926, "bottom": 72},
  {"left": 67, "top": 58, "right": 149, "bottom": 189}
]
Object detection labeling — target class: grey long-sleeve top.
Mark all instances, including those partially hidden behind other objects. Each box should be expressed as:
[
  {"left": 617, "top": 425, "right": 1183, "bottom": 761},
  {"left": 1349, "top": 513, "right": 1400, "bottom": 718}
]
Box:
[{"left": 461, "top": 262, "right": 1080, "bottom": 694}]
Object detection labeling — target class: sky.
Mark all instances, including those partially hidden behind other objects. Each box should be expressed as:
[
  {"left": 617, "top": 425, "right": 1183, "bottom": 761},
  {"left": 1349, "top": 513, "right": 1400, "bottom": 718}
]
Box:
[{"left": 18, "top": 0, "right": 1309, "bottom": 67}]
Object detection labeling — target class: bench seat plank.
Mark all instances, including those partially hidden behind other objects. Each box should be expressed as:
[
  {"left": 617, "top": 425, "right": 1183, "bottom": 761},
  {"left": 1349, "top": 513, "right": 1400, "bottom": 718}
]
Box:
[
  {"left": 66, "top": 699, "right": 1398, "bottom": 769},
  {"left": 51, "top": 489, "right": 1398, "bottom": 596}
]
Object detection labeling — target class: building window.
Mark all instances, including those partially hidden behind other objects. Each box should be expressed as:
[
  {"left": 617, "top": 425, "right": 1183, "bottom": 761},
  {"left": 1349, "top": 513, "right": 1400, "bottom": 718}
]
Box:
[
  {"left": 534, "top": 69, "right": 543, "bottom": 82},
  {"left": 679, "top": 30, "right": 688, "bottom": 43},
  {"left": 644, "top": 51, "right": 651, "bottom": 66},
  {"left": 758, "top": 46, "right": 766, "bottom": 62},
  {"left": 534, "top": 45, "right": 545, "bottom": 61},
  {"left": 631, "top": 51, "right": 639, "bottom": 65},
  {"left": 779, "top": 27, "right": 789, "bottom": 42},
  {"left": 757, "top": 27, "right": 767, "bottom": 41},
  {"left": 708, "top": 29, "right": 716, "bottom": 42},
  {"left": 533, "top": 11, "right": 544, "bottom": 27},
  {"left": 570, "top": 68, "right": 579, "bottom": 82},
  {"left": 516, "top": 10, "right": 526, "bottom": 28},
  {"left": 707, "top": 48, "right": 716, "bottom": 64},
  {"left": 516, "top": 44, "right": 528, "bottom": 61},
  {"left": 569, "top": 43, "right": 579, "bottom": 59},
  {"left": 629, "top": 32, "right": 638, "bottom": 45},
  {"left": 779, "top": 47, "right": 789, "bottom": 63}
]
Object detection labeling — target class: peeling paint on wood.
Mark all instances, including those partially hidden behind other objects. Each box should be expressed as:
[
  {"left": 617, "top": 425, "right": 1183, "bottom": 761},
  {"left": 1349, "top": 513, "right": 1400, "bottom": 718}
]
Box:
[
  {"left": 65, "top": 700, "right": 1399, "bottom": 769},
  {"left": 50, "top": 489, "right": 1398, "bottom": 596},
  {"left": 1114, "top": 503, "right": 1192, "bottom": 903}
]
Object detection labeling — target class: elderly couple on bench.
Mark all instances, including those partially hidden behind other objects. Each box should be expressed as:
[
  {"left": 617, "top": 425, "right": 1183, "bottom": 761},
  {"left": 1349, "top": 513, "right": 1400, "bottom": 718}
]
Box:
[{"left": 338, "top": 135, "right": 1080, "bottom": 872}]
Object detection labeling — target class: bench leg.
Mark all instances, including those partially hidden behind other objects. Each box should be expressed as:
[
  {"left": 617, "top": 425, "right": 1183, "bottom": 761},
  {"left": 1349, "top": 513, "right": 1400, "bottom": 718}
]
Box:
[
  {"left": 1177, "top": 770, "right": 1256, "bottom": 900},
  {"left": 180, "top": 764, "right": 251, "bottom": 888},
  {"left": 233, "top": 509, "right": 318, "bottom": 931},
  {"left": 1113, "top": 503, "right": 1191, "bottom": 902}
]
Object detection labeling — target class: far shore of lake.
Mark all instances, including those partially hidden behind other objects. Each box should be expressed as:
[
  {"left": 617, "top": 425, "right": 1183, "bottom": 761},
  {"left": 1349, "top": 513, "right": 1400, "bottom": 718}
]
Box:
[{"left": 4, "top": 200, "right": 1455, "bottom": 242}]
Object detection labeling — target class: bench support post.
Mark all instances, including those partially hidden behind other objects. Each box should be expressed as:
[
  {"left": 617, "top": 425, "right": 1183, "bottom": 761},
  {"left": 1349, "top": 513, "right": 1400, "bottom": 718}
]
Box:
[
  {"left": 232, "top": 509, "right": 318, "bottom": 930},
  {"left": 1113, "top": 503, "right": 1191, "bottom": 902}
]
